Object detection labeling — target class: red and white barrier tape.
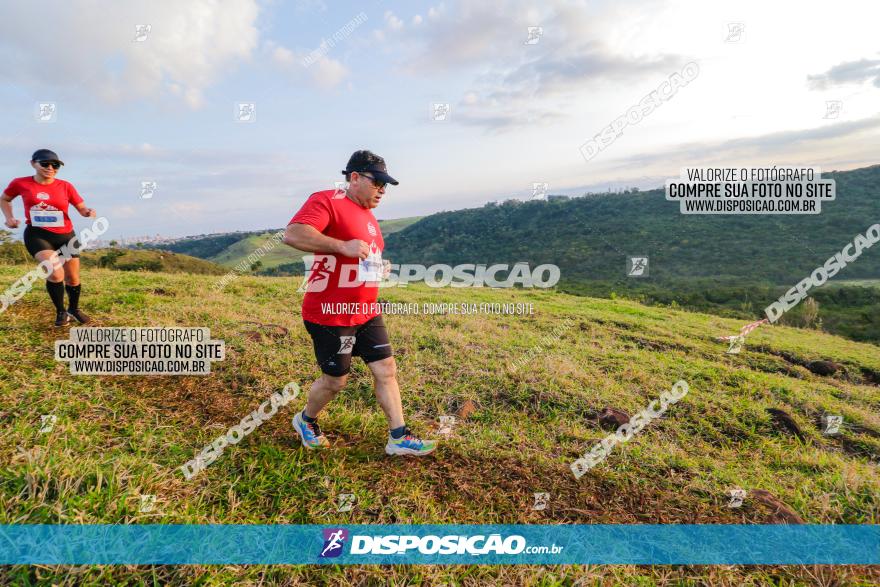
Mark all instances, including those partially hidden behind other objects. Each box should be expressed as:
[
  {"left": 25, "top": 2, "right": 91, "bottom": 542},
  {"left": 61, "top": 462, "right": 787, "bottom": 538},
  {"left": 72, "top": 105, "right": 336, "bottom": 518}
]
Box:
[{"left": 717, "top": 318, "right": 769, "bottom": 341}]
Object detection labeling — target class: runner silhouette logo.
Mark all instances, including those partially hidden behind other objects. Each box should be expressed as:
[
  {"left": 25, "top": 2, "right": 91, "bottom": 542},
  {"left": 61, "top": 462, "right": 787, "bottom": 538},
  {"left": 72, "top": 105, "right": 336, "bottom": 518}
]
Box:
[
  {"left": 319, "top": 528, "right": 348, "bottom": 558},
  {"left": 338, "top": 336, "right": 355, "bottom": 355},
  {"left": 297, "top": 254, "right": 337, "bottom": 293}
]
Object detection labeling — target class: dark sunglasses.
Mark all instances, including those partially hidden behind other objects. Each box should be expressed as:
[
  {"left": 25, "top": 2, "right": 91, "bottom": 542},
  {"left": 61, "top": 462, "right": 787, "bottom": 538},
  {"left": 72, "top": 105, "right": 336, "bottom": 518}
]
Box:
[
  {"left": 37, "top": 160, "right": 62, "bottom": 170},
  {"left": 358, "top": 173, "right": 386, "bottom": 189}
]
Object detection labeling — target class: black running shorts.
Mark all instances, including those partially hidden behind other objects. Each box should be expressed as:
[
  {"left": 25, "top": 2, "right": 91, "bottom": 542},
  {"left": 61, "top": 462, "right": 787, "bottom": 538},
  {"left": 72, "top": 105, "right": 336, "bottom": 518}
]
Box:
[
  {"left": 303, "top": 314, "right": 393, "bottom": 376},
  {"left": 23, "top": 225, "right": 80, "bottom": 258}
]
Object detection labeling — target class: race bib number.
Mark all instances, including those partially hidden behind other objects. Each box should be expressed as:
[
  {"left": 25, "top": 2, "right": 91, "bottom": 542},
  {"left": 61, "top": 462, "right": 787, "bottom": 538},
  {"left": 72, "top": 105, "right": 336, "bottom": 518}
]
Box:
[
  {"left": 358, "top": 244, "right": 383, "bottom": 282},
  {"left": 30, "top": 208, "right": 64, "bottom": 227}
]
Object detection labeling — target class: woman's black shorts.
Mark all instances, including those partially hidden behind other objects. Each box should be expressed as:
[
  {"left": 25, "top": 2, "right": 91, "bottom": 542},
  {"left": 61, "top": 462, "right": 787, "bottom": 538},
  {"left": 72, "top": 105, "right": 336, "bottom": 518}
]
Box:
[{"left": 23, "top": 225, "right": 80, "bottom": 258}]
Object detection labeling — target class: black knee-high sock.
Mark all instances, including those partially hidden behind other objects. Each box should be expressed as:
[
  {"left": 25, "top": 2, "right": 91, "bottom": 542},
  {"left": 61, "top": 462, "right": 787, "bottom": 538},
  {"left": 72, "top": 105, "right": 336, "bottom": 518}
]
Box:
[
  {"left": 65, "top": 284, "right": 81, "bottom": 311},
  {"left": 46, "top": 280, "right": 65, "bottom": 312}
]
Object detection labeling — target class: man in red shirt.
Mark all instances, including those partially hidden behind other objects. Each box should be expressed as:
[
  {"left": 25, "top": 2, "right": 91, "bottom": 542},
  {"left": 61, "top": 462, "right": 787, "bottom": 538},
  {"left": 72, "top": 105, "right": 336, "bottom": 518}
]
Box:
[
  {"left": 2, "top": 149, "right": 97, "bottom": 326},
  {"left": 284, "top": 150, "right": 436, "bottom": 457}
]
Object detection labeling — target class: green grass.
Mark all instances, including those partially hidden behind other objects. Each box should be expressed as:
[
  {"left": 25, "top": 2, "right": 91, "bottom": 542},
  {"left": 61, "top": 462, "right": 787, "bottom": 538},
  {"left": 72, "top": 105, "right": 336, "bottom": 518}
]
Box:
[{"left": 1, "top": 266, "right": 879, "bottom": 585}]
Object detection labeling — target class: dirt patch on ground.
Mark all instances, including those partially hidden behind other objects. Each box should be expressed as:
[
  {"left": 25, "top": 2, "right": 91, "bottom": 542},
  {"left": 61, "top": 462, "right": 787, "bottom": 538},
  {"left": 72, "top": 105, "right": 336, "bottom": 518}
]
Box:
[
  {"left": 860, "top": 366, "right": 880, "bottom": 385},
  {"left": 766, "top": 408, "right": 807, "bottom": 441},
  {"left": 321, "top": 447, "right": 811, "bottom": 525},
  {"left": 743, "top": 354, "right": 806, "bottom": 378},
  {"left": 238, "top": 321, "right": 289, "bottom": 342},
  {"left": 615, "top": 333, "right": 694, "bottom": 354},
  {"left": 752, "top": 344, "right": 879, "bottom": 386}
]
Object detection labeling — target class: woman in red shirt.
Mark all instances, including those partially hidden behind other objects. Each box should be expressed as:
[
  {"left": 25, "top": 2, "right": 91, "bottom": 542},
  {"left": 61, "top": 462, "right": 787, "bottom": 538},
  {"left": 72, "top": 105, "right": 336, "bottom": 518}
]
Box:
[{"left": 1, "top": 149, "right": 97, "bottom": 326}]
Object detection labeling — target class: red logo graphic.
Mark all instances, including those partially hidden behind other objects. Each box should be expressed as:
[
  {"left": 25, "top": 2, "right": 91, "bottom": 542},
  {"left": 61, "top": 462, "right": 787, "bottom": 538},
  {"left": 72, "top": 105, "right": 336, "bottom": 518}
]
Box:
[{"left": 298, "top": 255, "right": 337, "bottom": 293}]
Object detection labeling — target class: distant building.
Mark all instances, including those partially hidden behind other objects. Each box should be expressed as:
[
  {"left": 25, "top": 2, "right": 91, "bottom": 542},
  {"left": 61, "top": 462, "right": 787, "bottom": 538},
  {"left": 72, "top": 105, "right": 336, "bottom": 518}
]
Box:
[{"left": 546, "top": 194, "right": 570, "bottom": 201}]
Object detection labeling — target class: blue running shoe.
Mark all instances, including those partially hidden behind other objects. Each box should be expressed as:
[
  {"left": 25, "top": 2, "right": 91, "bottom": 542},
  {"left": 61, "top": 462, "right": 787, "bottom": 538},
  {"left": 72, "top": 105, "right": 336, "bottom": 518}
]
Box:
[
  {"left": 385, "top": 427, "right": 437, "bottom": 456},
  {"left": 293, "top": 411, "right": 330, "bottom": 449}
]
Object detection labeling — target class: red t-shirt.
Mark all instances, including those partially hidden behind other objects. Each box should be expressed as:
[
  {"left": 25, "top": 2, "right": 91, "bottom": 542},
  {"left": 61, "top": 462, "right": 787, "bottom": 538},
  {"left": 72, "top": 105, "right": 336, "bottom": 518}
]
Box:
[
  {"left": 289, "top": 189, "right": 385, "bottom": 326},
  {"left": 3, "top": 176, "right": 83, "bottom": 234}
]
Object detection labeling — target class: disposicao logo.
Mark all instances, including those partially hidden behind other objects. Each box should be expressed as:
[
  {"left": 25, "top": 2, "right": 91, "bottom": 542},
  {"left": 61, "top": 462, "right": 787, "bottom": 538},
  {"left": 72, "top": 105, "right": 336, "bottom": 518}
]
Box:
[
  {"left": 298, "top": 255, "right": 337, "bottom": 293},
  {"left": 317, "top": 530, "right": 562, "bottom": 558},
  {"left": 319, "top": 528, "right": 348, "bottom": 558}
]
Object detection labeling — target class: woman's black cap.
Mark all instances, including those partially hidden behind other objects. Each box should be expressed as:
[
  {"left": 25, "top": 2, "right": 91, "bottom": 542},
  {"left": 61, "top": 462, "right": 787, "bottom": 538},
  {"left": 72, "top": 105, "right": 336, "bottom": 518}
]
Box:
[{"left": 31, "top": 149, "right": 64, "bottom": 165}]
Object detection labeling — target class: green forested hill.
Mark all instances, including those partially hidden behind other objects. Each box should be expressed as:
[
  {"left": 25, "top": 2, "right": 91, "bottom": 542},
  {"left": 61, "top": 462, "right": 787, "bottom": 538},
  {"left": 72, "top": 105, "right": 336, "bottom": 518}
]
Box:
[
  {"left": 147, "top": 233, "right": 252, "bottom": 259},
  {"left": 384, "top": 165, "right": 879, "bottom": 284}
]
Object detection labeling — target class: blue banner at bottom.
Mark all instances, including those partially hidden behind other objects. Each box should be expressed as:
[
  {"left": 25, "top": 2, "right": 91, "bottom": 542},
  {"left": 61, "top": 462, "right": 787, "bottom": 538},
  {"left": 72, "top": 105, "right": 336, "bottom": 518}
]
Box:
[{"left": 1, "top": 525, "right": 877, "bottom": 565}]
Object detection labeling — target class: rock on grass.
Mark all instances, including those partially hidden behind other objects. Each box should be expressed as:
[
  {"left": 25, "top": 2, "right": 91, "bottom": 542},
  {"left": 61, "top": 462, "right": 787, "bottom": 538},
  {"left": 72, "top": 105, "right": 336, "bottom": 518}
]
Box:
[
  {"left": 598, "top": 407, "right": 630, "bottom": 429},
  {"left": 749, "top": 489, "right": 805, "bottom": 524}
]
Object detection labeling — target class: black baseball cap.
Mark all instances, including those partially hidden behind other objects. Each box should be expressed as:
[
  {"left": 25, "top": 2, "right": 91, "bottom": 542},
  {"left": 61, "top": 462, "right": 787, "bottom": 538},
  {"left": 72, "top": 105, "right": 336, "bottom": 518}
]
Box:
[
  {"left": 342, "top": 150, "right": 398, "bottom": 185},
  {"left": 31, "top": 149, "right": 64, "bottom": 165}
]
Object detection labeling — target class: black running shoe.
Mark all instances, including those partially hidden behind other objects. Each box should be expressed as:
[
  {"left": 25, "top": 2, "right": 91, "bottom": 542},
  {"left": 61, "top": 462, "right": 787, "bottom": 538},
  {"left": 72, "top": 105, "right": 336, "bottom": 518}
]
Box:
[
  {"left": 55, "top": 310, "right": 71, "bottom": 327},
  {"left": 67, "top": 308, "right": 90, "bottom": 324}
]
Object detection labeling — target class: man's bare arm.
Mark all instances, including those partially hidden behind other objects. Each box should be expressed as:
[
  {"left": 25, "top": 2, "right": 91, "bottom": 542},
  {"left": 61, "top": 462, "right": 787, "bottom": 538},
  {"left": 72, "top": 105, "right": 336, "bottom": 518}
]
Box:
[{"left": 284, "top": 223, "right": 369, "bottom": 259}]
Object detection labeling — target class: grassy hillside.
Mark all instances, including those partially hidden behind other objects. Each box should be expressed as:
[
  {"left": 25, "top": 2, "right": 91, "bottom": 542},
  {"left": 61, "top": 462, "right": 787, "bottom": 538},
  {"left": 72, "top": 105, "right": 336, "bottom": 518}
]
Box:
[
  {"left": 145, "top": 232, "right": 253, "bottom": 259},
  {"left": 207, "top": 231, "right": 292, "bottom": 269},
  {"left": 376, "top": 215, "right": 423, "bottom": 234},
  {"left": 1, "top": 267, "right": 878, "bottom": 584},
  {"left": 147, "top": 217, "right": 424, "bottom": 274},
  {"left": 79, "top": 248, "right": 228, "bottom": 275},
  {"left": 0, "top": 244, "right": 228, "bottom": 275},
  {"left": 0, "top": 241, "right": 31, "bottom": 265},
  {"left": 210, "top": 218, "right": 423, "bottom": 276},
  {"left": 558, "top": 278, "right": 880, "bottom": 345}
]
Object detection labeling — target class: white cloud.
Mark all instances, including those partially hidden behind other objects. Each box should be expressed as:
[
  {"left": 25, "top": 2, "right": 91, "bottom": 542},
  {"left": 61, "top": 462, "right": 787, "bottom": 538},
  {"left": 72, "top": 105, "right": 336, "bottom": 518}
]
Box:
[
  {"left": 311, "top": 57, "right": 349, "bottom": 88},
  {"left": 390, "top": 0, "right": 683, "bottom": 131},
  {"left": 0, "top": 0, "right": 260, "bottom": 109},
  {"left": 266, "top": 40, "right": 350, "bottom": 89},
  {"left": 807, "top": 57, "right": 880, "bottom": 90},
  {"left": 385, "top": 11, "right": 404, "bottom": 31},
  {"left": 271, "top": 45, "right": 297, "bottom": 67},
  {"left": 592, "top": 115, "right": 880, "bottom": 180}
]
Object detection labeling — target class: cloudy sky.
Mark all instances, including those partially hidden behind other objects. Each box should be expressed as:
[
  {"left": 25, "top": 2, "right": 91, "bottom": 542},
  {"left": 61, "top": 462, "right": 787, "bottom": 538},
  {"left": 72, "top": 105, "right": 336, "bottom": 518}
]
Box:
[{"left": 0, "top": 0, "right": 878, "bottom": 240}]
